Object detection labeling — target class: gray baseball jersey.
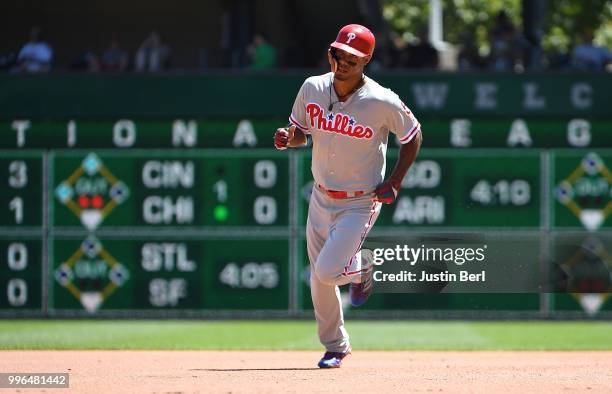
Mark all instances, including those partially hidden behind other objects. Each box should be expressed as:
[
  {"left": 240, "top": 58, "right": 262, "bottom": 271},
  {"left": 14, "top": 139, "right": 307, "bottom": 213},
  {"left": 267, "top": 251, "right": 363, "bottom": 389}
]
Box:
[
  {"left": 289, "top": 72, "right": 421, "bottom": 354},
  {"left": 290, "top": 72, "right": 421, "bottom": 192}
]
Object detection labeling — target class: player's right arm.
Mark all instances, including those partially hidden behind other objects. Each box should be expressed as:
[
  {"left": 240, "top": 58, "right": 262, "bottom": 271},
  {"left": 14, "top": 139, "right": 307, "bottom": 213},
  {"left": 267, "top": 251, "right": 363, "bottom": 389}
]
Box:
[
  {"left": 274, "top": 125, "right": 307, "bottom": 150},
  {"left": 274, "top": 79, "right": 311, "bottom": 150},
  {"left": 287, "top": 125, "right": 307, "bottom": 147}
]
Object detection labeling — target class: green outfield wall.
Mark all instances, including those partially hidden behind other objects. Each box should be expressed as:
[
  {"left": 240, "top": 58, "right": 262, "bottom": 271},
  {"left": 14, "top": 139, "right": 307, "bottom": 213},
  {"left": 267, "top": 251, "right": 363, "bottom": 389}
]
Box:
[
  {"left": 1, "top": 72, "right": 611, "bottom": 118},
  {"left": 0, "top": 72, "right": 611, "bottom": 318}
]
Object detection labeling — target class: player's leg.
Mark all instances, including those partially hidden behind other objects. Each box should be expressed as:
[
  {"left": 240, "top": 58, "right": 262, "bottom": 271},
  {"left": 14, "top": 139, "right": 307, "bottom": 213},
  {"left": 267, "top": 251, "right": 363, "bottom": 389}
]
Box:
[
  {"left": 307, "top": 188, "right": 351, "bottom": 354},
  {"left": 309, "top": 270, "right": 351, "bottom": 353},
  {"left": 306, "top": 187, "right": 330, "bottom": 266},
  {"left": 314, "top": 198, "right": 381, "bottom": 287}
]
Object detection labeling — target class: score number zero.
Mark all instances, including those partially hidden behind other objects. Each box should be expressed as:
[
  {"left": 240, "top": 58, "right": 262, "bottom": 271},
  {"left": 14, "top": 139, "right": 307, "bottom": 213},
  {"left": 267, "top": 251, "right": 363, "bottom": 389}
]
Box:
[
  {"left": 3, "top": 243, "right": 29, "bottom": 307},
  {"left": 212, "top": 160, "right": 279, "bottom": 224}
]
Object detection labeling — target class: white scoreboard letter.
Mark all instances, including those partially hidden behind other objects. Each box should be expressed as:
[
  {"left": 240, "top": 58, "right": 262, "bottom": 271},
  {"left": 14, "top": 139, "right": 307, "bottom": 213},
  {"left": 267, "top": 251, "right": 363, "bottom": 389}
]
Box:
[
  {"left": 450, "top": 119, "right": 472, "bottom": 147},
  {"left": 411, "top": 83, "right": 449, "bottom": 109},
  {"left": 523, "top": 83, "right": 546, "bottom": 109},
  {"left": 475, "top": 83, "right": 497, "bottom": 109},
  {"left": 404, "top": 160, "right": 441, "bottom": 189},
  {"left": 571, "top": 83, "right": 593, "bottom": 109},
  {"left": 567, "top": 119, "right": 591, "bottom": 147},
  {"left": 143, "top": 196, "right": 194, "bottom": 224},
  {"left": 233, "top": 120, "right": 257, "bottom": 147},
  {"left": 172, "top": 120, "right": 198, "bottom": 147},
  {"left": 67, "top": 120, "right": 77, "bottom": 147},
  {"left": 113, "top": 119, "right": 136, "bottom": 147},
  {"left": 507, "top": 119, "right": 532, "bottom": 147},
  {"left": 11, "top": 120, "right": 31, "bottom": 147},
  {"left": 142, "top": 161, "right": 194, "bottom": 189}
]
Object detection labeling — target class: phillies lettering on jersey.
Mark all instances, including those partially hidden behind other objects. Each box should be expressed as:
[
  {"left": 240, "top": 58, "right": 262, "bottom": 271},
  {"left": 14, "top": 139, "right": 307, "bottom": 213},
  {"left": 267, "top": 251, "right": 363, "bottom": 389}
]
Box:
[
  {"left": 306, "top": 103, "right": 374, "bottom": 140},
  {"left": 289, "top": 72, "right": 420, "bottom": 192}
]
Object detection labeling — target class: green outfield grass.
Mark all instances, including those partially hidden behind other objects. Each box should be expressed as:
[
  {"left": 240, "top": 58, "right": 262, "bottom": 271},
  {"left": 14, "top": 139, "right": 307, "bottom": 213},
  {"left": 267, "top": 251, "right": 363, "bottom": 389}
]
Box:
[{"left": 0, "top": 320, "right": 611, "bottom": 350}]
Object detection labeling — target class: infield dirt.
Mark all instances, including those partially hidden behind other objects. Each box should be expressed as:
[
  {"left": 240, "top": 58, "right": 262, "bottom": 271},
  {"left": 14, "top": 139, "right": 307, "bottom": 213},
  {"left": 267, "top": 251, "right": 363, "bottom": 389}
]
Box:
[{"left": 3, "top": 351, "right": 611, "bottom": 393}]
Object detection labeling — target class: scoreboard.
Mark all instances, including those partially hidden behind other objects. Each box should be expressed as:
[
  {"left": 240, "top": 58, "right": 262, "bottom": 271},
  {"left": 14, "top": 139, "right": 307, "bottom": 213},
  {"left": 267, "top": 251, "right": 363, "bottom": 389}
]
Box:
[
  {"left": 1, "top": 122, "right": 611, "bottom": 317},
  {"left": 50, "top": 237, "right": 289, "bottom": 312},
  {"left": 1, "top": 149, "right": 293, "bottom": 314},
  {"left": 2, "top": 118, "right": 611, "bottom": 149},
  {"left": 299, "top": 150, "right": 542, "bottom": 228},
  {"left": 51, "top": 151, "right": 289, "bottom": 229}
]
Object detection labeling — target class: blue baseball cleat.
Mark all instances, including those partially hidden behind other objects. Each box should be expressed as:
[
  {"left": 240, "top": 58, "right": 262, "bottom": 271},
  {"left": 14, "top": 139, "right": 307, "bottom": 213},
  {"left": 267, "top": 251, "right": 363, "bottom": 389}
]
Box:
[
  {"left": 349, "top": 249, "right": 374, "bottom": 307},
  {"left": 317, "top": 351, "right": 350, "bottom": 368}
]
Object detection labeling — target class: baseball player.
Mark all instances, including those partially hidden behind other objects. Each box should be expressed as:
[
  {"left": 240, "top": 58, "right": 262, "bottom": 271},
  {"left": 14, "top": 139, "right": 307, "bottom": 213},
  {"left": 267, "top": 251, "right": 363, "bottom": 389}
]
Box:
[{"left": 274, "top": 24, "right": 422, "bottom": 368}]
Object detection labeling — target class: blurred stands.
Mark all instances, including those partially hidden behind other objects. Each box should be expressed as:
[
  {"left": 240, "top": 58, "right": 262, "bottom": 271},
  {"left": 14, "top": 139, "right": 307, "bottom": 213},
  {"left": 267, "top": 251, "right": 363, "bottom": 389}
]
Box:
[{"left": 0, "top": 0, "right": 609, "bottom": 73}]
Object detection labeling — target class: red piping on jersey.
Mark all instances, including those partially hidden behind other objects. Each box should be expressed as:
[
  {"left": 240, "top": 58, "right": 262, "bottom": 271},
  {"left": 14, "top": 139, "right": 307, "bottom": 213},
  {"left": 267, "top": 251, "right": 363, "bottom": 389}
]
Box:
[
  {"left": 400, "top": 122, "right": 420, "bottom": 144},
  {"left": 289, "top": 115, "right": 309, "bottom": 133},
  {"left": 342, "top": 202, "right": 379, "bottom": 276}
]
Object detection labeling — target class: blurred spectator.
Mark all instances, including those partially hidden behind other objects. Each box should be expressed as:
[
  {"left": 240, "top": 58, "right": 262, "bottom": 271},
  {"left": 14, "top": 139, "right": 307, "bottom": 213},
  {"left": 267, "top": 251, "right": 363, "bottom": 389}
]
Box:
[
  {"left": 571, "top": 31, "right": 612, "bottom": 71},
  {"left": 70, "top": 49, "right": 100, "bottom": 72},
  {"left": 15, "top": 26, "right": 53, "bottom": 73},
  {"left": 457, "top": 31, "right": 486, "bottom": 71},
  {"left": 135, "top": 31, "right": 171, "bottom": 72},
  {"left": 248, "top": 33, "right": 277, "bottom": 70},
  {"left": 0, "top": 52, "right": 17, "bottom": 72},
  {"left": 101, "top": 39, "right": 129, "bottom": 72},
  {"left": 488, "top": 11, "right": 520, "bottom": 71},
  {"left": 370, "top": 31, "right": 403, "bottom": 71},
  {"left": 521, "top": 0, "right": 545, "bottom": 70},
  {"left": 546, "top": 52, "right": 571, "bottom": 71},
  {"left": 403, "top": 28, "right": 438, "bottom": 69},
  {"left": 220, "top": 0, "right": 253, "bottom": 69},
  {"left": 357, "top": 0, "right": 385, "bottom": 33}
]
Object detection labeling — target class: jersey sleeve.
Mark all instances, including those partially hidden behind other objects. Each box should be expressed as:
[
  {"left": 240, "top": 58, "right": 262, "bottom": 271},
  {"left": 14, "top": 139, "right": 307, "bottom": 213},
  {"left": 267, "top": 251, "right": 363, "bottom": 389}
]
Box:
[
  {"left": 386, "top": 94, "right": 421, "bottom": 144},
  {"left": 288, "top": 81, "right": 310, "bottom": 134}
]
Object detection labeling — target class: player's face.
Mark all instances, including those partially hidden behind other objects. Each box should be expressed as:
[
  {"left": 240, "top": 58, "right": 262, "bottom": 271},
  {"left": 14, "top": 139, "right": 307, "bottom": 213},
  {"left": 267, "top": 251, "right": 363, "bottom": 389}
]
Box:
[{"left": 328, "top": 48, "right": 369, "bottom": 80}]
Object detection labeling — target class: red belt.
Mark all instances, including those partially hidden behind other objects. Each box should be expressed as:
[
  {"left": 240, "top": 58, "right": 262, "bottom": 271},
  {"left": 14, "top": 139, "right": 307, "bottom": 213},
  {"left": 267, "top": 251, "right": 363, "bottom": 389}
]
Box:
[{"left": 317, "top": 184, "right": 365, "bottom": 199}]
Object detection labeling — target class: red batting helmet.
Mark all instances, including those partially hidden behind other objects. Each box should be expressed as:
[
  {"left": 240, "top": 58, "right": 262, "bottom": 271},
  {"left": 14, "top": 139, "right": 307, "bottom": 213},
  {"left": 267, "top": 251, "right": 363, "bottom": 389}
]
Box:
[{"left": 330, "top": 24, "right": 375, "bottom": 58}]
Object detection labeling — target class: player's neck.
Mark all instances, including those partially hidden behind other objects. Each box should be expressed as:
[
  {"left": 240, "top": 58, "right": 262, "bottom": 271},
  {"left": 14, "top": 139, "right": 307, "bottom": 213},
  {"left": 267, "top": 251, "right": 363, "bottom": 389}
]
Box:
[{"left": 333, "top": 74, "right": 365, "bottom": 101}]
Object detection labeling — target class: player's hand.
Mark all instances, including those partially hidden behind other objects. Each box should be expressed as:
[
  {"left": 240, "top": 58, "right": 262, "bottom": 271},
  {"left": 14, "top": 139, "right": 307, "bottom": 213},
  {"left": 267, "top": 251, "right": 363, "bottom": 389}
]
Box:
[
  {"left": 274, "top": 125, "right": 295, "bottom": 150},
  {"left": 374, "top": 179, "right": 401, "bottom": 204}
]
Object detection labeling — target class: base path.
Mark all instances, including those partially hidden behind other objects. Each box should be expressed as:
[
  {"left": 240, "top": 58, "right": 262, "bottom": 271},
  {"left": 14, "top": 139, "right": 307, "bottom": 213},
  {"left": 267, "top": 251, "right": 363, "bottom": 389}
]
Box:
[{"left": 2, "top": 351, "right": 611, "bottom": 393}]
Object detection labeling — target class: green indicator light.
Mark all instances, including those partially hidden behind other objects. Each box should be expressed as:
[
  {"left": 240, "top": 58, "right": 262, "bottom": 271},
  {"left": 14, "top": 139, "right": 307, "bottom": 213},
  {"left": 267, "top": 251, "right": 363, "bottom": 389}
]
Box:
[{"left": 214, "top": 205, "right": 229, "bottom": 222}]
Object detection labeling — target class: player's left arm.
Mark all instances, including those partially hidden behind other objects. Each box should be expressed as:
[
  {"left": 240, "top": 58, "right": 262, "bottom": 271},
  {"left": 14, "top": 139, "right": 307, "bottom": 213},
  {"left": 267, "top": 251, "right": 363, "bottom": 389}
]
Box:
[
  {"left": 375, "top": 94, "right": 423, "bottom": 204},
  {"left": 374, "top": 131, "right": 422, "bottom": 204},
  {"left": 389, "top": 130, "right": 422, "bottom": 185}
]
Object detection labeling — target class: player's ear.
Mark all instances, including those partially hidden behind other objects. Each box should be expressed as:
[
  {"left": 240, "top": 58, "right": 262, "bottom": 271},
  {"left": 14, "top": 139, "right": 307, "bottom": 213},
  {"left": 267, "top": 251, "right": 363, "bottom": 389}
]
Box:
[
  {"left": 362, "top": 55, "right": 372, "bottom": 66},
  {"left": 328, "top": 50, "right": 337, "bottom": 72}
]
